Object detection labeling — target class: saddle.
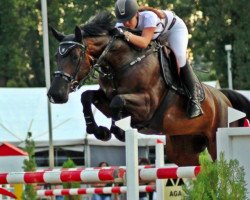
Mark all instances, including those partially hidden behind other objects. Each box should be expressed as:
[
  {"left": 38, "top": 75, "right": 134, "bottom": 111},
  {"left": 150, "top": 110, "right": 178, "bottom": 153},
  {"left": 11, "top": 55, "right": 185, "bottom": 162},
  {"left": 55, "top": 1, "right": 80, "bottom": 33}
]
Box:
[
  {"left": 136, "top": 43, "right": 205, "bottom": 132},
  {"left": 158, "top": 44, "right": 205, "bottom": 102}
]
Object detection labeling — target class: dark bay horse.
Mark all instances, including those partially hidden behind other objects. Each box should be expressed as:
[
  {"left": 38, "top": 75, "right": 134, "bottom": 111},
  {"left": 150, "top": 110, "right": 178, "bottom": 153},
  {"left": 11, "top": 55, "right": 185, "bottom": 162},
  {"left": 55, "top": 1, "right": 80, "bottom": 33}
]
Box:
[{"left": 48, "top": 12, "right": 250, "bottom": 166}]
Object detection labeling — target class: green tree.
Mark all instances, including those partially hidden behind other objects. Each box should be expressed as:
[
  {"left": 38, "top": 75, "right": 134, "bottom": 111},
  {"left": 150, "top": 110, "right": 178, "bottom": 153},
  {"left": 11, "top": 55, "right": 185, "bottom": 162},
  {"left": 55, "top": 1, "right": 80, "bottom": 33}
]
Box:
[
  {"left": 2, "top": 0, "right": 250, "bottom": 88},
  {"left": 191, "top": 0, "right": 250, "bottom": 89},
  {"left": 0, "top": 0, "right": 44, "bottom": 87},
  {"left": 183, "top": 150, "right": 247, "bottom": 200},
  {"left": 0, "top": 0, "right": 28, "bottom": 86},
  {"left": 147, "top": 0, "right": 250, "bottom": 89},
  {"left": 22, "top": 132, "right": 37, "bottom": 200}
]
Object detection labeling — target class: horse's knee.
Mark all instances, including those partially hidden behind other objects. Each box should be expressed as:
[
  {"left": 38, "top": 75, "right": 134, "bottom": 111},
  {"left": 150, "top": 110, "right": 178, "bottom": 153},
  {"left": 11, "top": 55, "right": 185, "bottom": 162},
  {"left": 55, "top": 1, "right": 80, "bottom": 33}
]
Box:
[
  {"left": 110, "top": 95, "right": 125, "bottom": 110},
  {"left": 81, "top": 90, "right": 91, "bottom": 103}
]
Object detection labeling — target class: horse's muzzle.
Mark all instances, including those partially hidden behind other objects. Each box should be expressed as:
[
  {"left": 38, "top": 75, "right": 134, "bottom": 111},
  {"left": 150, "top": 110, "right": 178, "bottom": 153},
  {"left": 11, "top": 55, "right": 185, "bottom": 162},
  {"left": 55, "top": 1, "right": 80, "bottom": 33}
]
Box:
[{"left": 47, "top": 77, "right": 70, "bottom": 104}]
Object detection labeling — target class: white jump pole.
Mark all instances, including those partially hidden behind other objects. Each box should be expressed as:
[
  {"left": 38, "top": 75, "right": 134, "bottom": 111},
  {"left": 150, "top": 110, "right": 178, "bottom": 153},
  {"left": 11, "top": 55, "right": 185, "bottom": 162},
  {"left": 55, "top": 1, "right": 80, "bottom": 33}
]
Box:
[
  {"left": 116, "top": 117, "right": 139, "bottom": 200},
  {"left": 155, "top": 139, "right": 165, "bottom": 200}
]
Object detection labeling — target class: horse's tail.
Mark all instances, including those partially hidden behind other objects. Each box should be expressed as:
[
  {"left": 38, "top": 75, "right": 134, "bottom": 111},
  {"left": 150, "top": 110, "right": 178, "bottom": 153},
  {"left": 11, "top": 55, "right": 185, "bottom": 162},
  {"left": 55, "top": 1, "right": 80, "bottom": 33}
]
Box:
[{"left": 220, "top": 89, "right": 250, "bottom": 126}]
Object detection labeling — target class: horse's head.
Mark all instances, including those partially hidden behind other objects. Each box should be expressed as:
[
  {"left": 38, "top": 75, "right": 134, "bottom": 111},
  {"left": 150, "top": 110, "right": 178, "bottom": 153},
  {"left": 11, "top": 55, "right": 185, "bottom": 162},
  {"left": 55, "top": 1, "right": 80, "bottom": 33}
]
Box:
[
  {"left": 47, "top": 25, "right": 94, "bottom": 103},
  {"left": 48, "top": 11, "right": 142, "bottom": 103},
  {"left": 47, "top": 12, "right": 120, "bottom": 103}
]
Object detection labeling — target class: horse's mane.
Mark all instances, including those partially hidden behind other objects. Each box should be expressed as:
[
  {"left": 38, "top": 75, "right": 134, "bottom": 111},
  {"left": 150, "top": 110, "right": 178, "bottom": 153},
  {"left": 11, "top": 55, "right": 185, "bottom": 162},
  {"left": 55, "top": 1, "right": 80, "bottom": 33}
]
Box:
[{"left": 80, "top": 11, "right": 115, "bottom": 36}]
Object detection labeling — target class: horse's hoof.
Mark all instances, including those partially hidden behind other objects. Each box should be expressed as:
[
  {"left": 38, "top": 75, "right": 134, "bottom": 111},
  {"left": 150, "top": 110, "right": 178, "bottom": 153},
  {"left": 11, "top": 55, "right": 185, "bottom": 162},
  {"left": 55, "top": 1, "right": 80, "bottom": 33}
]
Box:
[
  {"left": 93, "top": 126, "right": 112, "bottom": 141},
  {"left": 111, "top": 126, "right": 125, "bottom": 142}
]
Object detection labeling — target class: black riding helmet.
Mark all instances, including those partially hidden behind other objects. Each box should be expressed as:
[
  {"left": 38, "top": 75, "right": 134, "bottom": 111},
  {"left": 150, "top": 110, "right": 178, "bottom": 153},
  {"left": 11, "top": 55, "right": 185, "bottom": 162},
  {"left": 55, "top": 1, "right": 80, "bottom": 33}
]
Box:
[{"left": 115, "top": 0, "right": 139, "bottom": 23}]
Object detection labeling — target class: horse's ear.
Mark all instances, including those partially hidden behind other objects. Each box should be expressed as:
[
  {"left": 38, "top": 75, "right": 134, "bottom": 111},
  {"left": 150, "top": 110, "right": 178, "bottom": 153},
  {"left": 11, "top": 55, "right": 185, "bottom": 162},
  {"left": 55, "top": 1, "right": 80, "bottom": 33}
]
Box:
[
  {"left": 49, "top": 25, "right": 65, "bottom": 42},
  {"left": 75, "top": 26, "right": 83, "bottom": 43}
]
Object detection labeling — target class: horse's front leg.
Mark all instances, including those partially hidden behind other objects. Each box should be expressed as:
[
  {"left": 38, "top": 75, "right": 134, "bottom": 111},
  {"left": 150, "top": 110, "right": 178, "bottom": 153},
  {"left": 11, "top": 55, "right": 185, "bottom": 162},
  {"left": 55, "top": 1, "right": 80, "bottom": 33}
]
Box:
[
  {"left": 81, "top": 89, "right": 112, "bottom": 141},
  {"left": 110, "top": 93, "right": 152, "bottom": 121},
  {"left": 110, "top": 93, "right": 151, "bottom": 141}
]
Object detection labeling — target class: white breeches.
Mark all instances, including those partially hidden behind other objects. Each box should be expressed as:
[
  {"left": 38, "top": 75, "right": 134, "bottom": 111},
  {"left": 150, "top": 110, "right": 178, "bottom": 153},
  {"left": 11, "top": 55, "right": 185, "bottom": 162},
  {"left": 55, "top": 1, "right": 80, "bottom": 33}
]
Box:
[{"left": 166, "top": 16, "right": 188, "bottom": 68}]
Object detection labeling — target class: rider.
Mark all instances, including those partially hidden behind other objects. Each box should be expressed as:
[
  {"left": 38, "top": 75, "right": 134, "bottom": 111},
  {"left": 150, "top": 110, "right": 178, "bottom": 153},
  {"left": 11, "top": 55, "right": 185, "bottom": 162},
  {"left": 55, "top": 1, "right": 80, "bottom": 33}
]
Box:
[{"left": 115, "top": 0, "right": 203, "bottom": 118}]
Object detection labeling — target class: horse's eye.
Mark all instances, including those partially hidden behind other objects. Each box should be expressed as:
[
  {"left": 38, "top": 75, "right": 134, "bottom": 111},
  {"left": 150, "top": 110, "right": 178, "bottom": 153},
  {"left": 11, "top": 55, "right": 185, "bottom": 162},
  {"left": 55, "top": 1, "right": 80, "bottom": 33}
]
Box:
[{"left": 71, "top": 54, "right": 79, "bottom": 62}]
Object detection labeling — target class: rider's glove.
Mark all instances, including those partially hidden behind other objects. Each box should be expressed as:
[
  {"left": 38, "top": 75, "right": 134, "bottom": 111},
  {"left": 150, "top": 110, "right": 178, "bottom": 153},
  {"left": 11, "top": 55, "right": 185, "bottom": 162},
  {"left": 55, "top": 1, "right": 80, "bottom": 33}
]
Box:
[{"left": 113, "top": 27, "right": 125, "bottom": 38}]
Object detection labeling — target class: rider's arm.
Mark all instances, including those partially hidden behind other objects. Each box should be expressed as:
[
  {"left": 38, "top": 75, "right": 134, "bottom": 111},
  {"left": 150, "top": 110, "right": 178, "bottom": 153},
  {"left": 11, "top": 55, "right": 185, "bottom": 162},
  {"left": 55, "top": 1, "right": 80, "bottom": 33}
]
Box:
[{"left": 124, "top": 27, "right": 156, "bottom": 49}]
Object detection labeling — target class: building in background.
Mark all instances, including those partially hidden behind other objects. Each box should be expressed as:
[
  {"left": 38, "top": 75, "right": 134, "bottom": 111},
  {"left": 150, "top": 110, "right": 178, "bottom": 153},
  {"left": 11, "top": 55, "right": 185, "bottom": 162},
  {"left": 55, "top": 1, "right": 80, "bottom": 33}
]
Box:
[{"left": 1, "top": 83, "right": 249, "bottom": 168}]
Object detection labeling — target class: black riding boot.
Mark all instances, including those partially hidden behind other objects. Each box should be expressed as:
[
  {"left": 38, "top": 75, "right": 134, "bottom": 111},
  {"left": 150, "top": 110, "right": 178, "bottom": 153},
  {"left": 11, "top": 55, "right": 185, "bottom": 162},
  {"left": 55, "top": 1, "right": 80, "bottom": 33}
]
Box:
[{"left": 180, "top": 62, "right": 203, "bottom": 118}]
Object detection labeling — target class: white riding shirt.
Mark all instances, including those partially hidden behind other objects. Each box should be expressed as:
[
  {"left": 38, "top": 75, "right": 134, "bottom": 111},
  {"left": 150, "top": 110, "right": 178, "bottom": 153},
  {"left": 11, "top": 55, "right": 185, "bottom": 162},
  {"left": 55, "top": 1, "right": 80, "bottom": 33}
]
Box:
[{"left": 115, "top": 10, "right": 189, "bottom": 67}]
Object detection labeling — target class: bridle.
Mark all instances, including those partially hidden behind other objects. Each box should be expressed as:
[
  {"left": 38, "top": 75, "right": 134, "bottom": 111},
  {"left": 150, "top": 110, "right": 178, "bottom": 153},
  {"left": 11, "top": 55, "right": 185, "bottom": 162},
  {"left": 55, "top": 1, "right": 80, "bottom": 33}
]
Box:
[
  {"left": 53, "top": 36, "right": 117, "bottom": 91},
  {"left": 53, "top": 35, "right": 160, "bottom": 92},
  {"left": 54, "top": 40, "right": 90, "bottom": 91}
]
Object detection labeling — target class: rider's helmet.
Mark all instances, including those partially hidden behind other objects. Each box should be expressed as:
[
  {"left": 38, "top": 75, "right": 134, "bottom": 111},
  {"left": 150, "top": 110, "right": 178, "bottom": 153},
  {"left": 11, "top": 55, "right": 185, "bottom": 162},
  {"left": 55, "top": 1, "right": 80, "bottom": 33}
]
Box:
[{"left": 115, "top": 0, "right": 139, "bottom": 23}]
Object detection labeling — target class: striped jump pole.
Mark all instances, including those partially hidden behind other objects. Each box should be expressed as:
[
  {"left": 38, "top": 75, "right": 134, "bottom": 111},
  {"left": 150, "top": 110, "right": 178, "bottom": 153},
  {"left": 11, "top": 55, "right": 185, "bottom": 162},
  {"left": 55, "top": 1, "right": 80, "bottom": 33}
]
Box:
[
  {"left": 0, "top": 166, "right": 200, "bottom": 184},
  {"left": 37, "top": 185, "right": 155, "bottom": 197},
  {"left": 0, "top": 187, "right": 17, "bottom": 199},
  {"left": 139, "top": 166, "right": 201, "bottom": 181},
  {"left": 33, "top": 164, "right": 155, "bottom": 173},
  {"left": 0, "top": 168, "right": 125, "bottom": 184}
]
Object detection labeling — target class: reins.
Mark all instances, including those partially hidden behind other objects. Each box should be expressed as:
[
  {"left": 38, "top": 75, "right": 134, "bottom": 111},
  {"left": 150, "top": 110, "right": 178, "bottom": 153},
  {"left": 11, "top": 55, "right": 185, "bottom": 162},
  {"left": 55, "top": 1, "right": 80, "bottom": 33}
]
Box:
[
  {"left": 89, "top": 37, "right": 161, "bottom": 78},
  {"left": 114, "top": 42, "right": 161, "bottom": 78},
  {"left": 87, "top": 37, "right": 162, "bottom": 94},
  {"left": 91, "top": 36, "right": 116, "bottom": 77},
  {"left": 54, "top": 35, "right": 162, "bottom": 92}
]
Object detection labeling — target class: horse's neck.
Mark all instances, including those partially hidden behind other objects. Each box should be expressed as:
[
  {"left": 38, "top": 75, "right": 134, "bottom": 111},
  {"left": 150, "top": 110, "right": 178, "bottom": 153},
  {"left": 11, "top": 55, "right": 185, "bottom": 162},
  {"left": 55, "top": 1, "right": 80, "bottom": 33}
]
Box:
[
  {"left": 107, "top": 41, "right": 143, "bottom": 71},
  {"left": 87, "top": 36, "right": 145, "bottom": 71},
  {"left": 85, "top": 36, "right": 111, "bottom": 57}
]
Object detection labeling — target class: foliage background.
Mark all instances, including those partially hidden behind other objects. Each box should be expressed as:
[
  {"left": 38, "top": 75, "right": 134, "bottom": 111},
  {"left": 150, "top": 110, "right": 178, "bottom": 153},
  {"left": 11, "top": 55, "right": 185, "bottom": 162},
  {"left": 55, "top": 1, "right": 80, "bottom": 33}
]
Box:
[
  {"left": 22, "top": 132, "right": 37, "bottom": 200},
  {"left": 0, "top": 0, "right": 249, "bottom": 89}
]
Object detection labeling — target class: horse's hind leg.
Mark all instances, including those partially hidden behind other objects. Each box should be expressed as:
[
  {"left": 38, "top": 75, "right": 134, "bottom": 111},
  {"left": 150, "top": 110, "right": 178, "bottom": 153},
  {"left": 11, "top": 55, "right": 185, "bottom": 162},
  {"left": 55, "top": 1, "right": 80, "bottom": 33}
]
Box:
[
  {"left": 81, "top": 90, "right": 111, "bottom": 141},
  {"left": 207, "top": 138, "right": 217, "bottom": 161}
]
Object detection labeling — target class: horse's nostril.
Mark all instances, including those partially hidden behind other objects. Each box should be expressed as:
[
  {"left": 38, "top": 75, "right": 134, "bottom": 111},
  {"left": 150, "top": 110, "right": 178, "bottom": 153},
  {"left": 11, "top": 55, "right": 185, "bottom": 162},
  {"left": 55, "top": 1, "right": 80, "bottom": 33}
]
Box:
[
  {"left": 48, "top": 96, "right": 55, "bottom": 103},
  {"left": 47, "top": 90, "right": 69, "bottom": 104},
  {"left": 47, "top": 76, "right": 70, "bottom": 103}
]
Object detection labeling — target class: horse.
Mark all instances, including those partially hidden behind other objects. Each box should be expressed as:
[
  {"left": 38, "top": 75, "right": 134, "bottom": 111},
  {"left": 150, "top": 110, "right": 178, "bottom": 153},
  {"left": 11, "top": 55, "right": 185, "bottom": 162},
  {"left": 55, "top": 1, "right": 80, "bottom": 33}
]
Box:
[{"left": 47, "top": 12, "right": 250, "bottom": 166}]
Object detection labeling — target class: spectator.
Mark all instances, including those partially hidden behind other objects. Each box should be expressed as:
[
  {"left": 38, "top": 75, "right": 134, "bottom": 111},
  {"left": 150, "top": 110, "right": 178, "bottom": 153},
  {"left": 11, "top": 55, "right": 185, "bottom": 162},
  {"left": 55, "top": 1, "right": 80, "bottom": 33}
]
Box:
[
  {"left": 91, "top": 162, "right": 112, "bottom": 200},
  {"left": 139, "top": 158, "right": 155, "bottom": 200}
]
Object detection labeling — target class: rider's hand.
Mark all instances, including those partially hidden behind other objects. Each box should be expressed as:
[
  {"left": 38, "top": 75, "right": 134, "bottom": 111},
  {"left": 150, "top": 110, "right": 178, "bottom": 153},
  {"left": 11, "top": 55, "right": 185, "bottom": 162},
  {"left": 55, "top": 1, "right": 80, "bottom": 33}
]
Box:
[{"left": 114, "top": 27, "right": 125, "bottom": 38}]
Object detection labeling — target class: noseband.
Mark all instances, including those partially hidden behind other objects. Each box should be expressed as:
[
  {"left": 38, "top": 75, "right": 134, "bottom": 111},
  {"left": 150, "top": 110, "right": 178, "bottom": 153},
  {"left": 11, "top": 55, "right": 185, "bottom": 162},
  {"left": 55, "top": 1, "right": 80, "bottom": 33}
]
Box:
[{"left": 54, "top": 41, "right": 87, "bottom": 91}]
